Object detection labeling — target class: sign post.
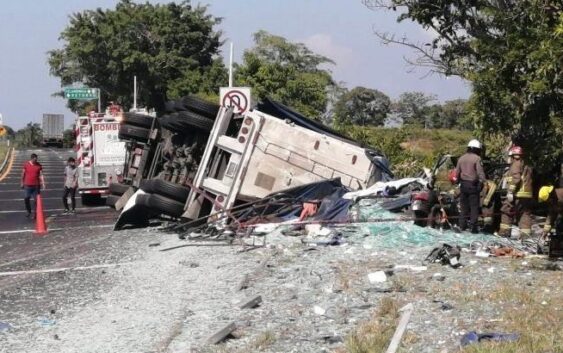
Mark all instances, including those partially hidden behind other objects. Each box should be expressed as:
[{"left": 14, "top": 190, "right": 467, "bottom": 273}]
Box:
[{"left": 219, "top": 87, "right": 251, "bottom": 115}]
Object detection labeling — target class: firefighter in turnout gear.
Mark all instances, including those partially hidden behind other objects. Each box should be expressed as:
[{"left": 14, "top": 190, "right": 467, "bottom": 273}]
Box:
[
  {"left": 538, "top": 185, "right": 563, "bottom": 238},
  {"left": 498, "top": 146, "right": 533, "bottom": 238}
]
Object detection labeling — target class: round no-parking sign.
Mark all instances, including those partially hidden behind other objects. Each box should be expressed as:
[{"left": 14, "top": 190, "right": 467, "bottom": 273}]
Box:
[{"left": 220, "top": 87, "right": 251, "bottom": 114}]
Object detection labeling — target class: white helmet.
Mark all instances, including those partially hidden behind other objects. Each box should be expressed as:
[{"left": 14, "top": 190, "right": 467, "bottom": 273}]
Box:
[{"left": 467, "top": 139, "right": 481, "bottom": 149}]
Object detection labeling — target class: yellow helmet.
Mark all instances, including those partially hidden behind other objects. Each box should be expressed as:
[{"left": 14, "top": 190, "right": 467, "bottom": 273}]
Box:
[{"left": 538, "top": 185, "right": 554, "bottom": 202}]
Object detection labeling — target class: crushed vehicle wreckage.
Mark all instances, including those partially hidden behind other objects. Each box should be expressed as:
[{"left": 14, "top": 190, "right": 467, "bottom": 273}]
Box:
[
  {"left": 106, "top": 95, "right": 560, "bottom": 258},
  {"left": 108, "top": 96, "right": 392, "bottom": 230}
]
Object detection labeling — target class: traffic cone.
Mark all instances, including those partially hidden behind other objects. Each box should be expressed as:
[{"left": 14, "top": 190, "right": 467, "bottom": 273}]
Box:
[{"left": 34, "top": 194, "right": 48, "bottom": 235}]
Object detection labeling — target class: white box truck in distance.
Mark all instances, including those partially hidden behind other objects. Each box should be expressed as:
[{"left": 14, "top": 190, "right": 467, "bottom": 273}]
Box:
[{"left": 42, "top": 114, "right": 64, "bottom": 147}]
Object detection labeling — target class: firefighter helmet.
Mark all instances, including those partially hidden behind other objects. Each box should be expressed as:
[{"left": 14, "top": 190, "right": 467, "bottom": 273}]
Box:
[{"left": 538, "top": 185, "right": 554, "bottom": 203}]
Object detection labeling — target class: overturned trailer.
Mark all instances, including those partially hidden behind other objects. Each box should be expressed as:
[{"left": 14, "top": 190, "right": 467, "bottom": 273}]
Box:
[{"left": 111, "top": 97, "right": 392, "bottom": 229}]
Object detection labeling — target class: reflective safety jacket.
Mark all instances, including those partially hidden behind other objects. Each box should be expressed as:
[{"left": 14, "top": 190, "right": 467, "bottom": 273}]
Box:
[{"left": 506, "top": 159, "right": 533, "bottom": 198}]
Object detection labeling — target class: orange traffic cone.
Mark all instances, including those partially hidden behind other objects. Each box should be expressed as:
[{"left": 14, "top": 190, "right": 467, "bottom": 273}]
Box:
[{"left": 34, "top": 194, "right": 48, "bottom": 235}]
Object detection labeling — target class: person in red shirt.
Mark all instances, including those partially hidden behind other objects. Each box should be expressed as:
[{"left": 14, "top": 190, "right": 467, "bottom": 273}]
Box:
[{"left": 20, "top": 153, "right": 45, "bottom": 218}]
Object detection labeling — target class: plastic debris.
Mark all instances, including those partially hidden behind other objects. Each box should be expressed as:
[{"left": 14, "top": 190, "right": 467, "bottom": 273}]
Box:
[
  {"left": 0, "top": 322, "right": 12, "bottom": 332},
  {"left": 37, "top": 317, "right": 56, "bottom": 327},
  {"left": 460, "top": 331, "right": 519, "bottom": 346},
  {"left": 313, "top": 306, "right": 326, "bottom": 316},
  {"left": 368, "top": 271, "right": 387, "bottom": 283}
]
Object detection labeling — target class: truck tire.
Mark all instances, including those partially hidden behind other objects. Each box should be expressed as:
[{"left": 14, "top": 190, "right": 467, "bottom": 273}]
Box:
[
  {"left": 109, "top": 183, "right": 131, "bottom": 196},
  {"left": 81, "top": 194, "right": 102, "bottom": 206},
  {"left": 118, "top": 124, "right": 150, "bottom": 141},
  {"left": 180, "top": 96, "right": 220, "bottom": 118},
  {"left": 106, "top": 194, "right": 120, "bottom": 208},
  {"left": 139, "top": 179, "right": 189, "bottom": 203},
  {"left": 159, "top": 111, "right": 214, "bottom": 133},
  {"left": 146, "top": 193, "right": 185, "bottom": 217},
  {"left": 122, "top": 112, "right": 154, "bottom": 128},
  {"left": 176, "top": 111, "right": 214, "bottom": 131}
]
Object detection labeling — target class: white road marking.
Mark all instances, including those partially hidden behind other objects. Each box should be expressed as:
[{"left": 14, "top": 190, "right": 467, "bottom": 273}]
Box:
[
  {"left": 0, "top": 262, "right": 134, "bottom": 276},
  {"left": 0, "top": 224, "right": 114, "bottom": 235}
]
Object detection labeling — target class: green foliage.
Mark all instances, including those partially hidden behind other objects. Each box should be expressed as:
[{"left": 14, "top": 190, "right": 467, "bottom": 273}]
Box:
[
  {"left": 367, "top": 0, "right": 563, "bottom": 173},
  {"left": 63, "top": 128, "right": 76, "bottom": 148},
  {"left": 48, "top": 0, "right": 226, "bottom": 112},
  {"left": 338, "top": 124, "right": 472, "bottom": 177},
  {"left": 427, "top": 99, "right": 471, "bottom": 129},
  {"left": 14, "top": 123, "right": 42, "bottom": 148},
  {"left": 394, "top": 91, "right": 436, "bottom": 126},
  {"left": 235, "top": 30, "right": 335, "bottom": 118},
  {"left": 333, "top": 87, "right": 391, "bottom": 127}
]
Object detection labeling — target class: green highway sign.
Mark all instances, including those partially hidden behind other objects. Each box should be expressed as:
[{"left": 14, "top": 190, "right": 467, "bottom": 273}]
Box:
[{"left": 64, "top": 87, "right": 99, "bottom": 100}]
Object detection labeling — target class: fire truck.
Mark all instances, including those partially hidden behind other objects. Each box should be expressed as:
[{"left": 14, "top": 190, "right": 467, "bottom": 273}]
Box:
[{"left": 75, "top": 105, "right": 127, "bottom": 204}]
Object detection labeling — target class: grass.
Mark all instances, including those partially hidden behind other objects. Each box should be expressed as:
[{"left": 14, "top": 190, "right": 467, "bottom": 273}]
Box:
[{"left": 335, "top": 297, "right": 400, "bottom": 353}]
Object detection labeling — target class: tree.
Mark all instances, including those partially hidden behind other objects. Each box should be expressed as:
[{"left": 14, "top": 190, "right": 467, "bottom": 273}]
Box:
[
  {"left": 333, "top": 87, "right": 391, "bottom": 126},
  {"left": 15, "top": 123, "right": 42, "bottom": 147},
  {"left": 63, "top": 128, "right": 76, "bottom": 148},
  {"left": 364, "top": 0, "right": 563, "bottom": 171},
  {"left": 48, "top": 0, "right": 226, "bottom": 113},
  {"left": 426, "top": 99, "right": 470, "bottom": 129},
  {"left": 235, "top": 30, "right": 335, "bottom": 118},
  {"left": 394, "top": 91, "right": 436, "bottom": 127}
]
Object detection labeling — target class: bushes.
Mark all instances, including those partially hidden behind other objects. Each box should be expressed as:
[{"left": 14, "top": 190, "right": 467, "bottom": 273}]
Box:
[{"left": 337, "top": 125, "right": 473, "bottom": 177}]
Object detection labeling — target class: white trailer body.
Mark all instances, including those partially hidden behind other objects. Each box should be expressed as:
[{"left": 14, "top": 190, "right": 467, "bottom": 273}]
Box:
[
  {"left": 42, "top": 114, "right": 64, "bottom": 147},
  {"left": 76, "top": 115, "right": 126, "bottom": 200},
  {"left": 183, "top": 107, "right": 382, "bottom": 219}
]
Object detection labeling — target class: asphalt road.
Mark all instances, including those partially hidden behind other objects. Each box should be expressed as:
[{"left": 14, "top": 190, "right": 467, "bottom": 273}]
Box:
[{"left": 0, "top": 148, "right": 118, "bottom": 234}]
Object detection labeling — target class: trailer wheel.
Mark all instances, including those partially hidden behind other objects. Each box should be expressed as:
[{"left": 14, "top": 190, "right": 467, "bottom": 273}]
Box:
[
  {"left": 179, "top": 96, "right": 220, "bottom": 119},
  {"left": 106, "top": 194, "right": 120, "bottom": 208},
  {"left": 122, "top": 112, "right": 155, "bottom": 128},
  {"left": 159, "top": 111, "right": 214, "bottom": 133},
  {"left": 118, "top": 124, "right": 150, "bottom": 141},
  {"left": 176, "top": 111, "right": 214, "bottom": 131},
  {"left": 144, "top": 193, "right": 185, "bottom": 217},
  {"left": 109, "top": 182, "right": 131, "bottom": 196},
  {"left": 139, "top": 179, "right": 190, "bottom": 203}
]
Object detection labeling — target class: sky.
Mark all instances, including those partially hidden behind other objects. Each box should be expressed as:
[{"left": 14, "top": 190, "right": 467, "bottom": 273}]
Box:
[{"left": 0, "top": 0, "right": 471, "bottom": 130}]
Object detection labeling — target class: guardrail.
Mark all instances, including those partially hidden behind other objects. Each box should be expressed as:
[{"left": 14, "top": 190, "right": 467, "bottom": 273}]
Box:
[{"left": 0, "top": 146, "right": 14, "bottom": 177}]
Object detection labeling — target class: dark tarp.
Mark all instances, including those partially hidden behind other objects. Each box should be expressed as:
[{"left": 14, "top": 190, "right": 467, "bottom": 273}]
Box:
[
  {"left": 236, "top": 178, "right": 351, "bottom": 223},
  {"left": 256, "top": 98, "right": 394, "bottom": 181}
]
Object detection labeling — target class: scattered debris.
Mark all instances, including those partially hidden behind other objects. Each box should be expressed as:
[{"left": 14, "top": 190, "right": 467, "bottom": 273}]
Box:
[
  {"left": 424, "top": 244, "right": 461, "bottom": 268},
  {"left": 0, "top": 322, "right": 12, "bottom": 332},
  {"left": 368, "top": 271, "right": 388, "bottom": 283},
  {"left": 313, "top": 306, "right": 326, "bottom": 316},
  {"left": 37, "top": 317, "right": 56, "bottom": 327},
  {"left": 239, "top": 295, "right": 262, "bottom": 309},
  {"left": 460, "top": 331, "right": 520, "bottom": 346},
  {"left": 148, "top": 242, "right": 160, "bottom": 247},
  {"left": 385, "top": 303, "right": 414, "bottom": 353},
  {"left": 206, "top": 322, "right": 237, "bottom": 345}
]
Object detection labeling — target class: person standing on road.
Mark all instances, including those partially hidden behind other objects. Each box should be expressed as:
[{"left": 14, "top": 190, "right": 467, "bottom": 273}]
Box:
[
  {"left": 498, "top": 146, "right": 533, "bottom": 238},
  {"left": 455, "top": 139, "right": 486, "bottom": 233},
  {"left": 20, "top": 153, "right": 45, "bottom": 218},
  {"left": 62, "top": 157, "right": 78, "bottom": 214}
]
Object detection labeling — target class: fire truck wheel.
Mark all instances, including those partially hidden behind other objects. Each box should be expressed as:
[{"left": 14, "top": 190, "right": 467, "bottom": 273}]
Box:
[
  {"left": 106, "top": 195, "right": 120, "bottom": 208},
  {"left": 118, "top": 124, "right": 150, "bottom": 141},
  {"left": 109, "top": 182, "right": 131, "bottom": 196},
  {"left": 179, "top": 96, "right": 220, "bottom": 119},
  {"left": 122, "top": 112, "right": 155, "bottom": 128},
  {"left": 146, "top": 193, "right": 185, "bottom": 218},
  {"left": 139, "top": 179, "right": 190, "bottom": 203},
  {"left": 81, "top": 194, "right": 102, "bottom": 206}
]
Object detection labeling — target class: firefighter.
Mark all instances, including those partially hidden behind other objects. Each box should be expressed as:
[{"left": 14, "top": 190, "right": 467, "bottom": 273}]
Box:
[
  {"left": 498, "top": 146, "right": 533, "bottom": 238},
  {"left": 455, "top": 139, "right": 486, "bottom": 233},
  {"left": 538, "top": 185, "right": 562, "bottom": 238}
]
